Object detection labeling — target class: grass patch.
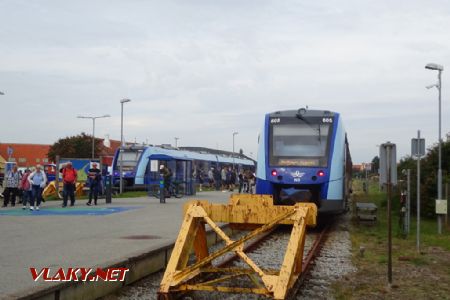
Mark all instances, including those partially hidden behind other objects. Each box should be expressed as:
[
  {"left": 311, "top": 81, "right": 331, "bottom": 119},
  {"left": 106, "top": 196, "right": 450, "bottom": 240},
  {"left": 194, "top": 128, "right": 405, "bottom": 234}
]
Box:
[
  {"left": 113, "top": 191, "right": 149, "bottom": 198},
  {"left": 410, "top": 256, "right": 428, "bottom": 266},
  {"left": 332, "top": 179, "right": 450, "bottom": 299}
]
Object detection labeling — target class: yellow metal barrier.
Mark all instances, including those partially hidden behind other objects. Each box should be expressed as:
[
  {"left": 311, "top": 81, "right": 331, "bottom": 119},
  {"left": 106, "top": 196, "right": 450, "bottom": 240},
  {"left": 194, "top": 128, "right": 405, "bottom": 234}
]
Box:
[
  {"left": 42, "top": 181, "right": 85, "bottom": 199},
  {"left": 158, "top": 194, "right": 317, "bottom": 300}
]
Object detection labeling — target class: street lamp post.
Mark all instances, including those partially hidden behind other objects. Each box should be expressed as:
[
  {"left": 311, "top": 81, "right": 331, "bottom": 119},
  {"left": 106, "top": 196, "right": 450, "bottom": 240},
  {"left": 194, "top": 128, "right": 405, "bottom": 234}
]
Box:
[
  {"left": 77, "top": 114, "right": 111, "bottom": 159},
  {"left": 232, "top": 132, "right": 238, "bottom": 169},
  {"left": 425, "top": 63, "right": 444, "bottom": 234},
  {"left": 174, "top": 137, "right": 179, "bottom": 148},
  {"left": 120, "top": 99, "right": 131, "bottom": 194}
]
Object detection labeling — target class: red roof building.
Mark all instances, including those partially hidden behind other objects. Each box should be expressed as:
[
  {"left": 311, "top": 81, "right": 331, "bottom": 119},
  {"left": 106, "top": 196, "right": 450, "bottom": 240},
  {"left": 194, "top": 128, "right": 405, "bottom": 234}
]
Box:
[
  {"left": 0, "top": 139, "right": 123, "bottom": 168},
  {"left": 0, "top": 143, "right": 51, "bottom": 167}
]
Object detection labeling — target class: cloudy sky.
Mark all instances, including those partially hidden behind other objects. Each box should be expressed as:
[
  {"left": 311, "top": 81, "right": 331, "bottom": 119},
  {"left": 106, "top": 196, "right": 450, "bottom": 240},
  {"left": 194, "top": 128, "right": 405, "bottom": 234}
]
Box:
[{"left": 1, "top": 0, "right": 450, "bottom": 163}]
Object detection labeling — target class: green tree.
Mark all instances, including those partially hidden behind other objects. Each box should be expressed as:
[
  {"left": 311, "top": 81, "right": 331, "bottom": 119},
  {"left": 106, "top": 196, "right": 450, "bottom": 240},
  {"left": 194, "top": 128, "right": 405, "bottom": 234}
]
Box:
[
  {"left": 371, "top": 156, "right": 379, "bottom": 174},
  {"left": 397, "top": 140, "right": 450, "bottom": 218},
  {"left": 48, "top": 133, "right": 102, "bottom": 161}
]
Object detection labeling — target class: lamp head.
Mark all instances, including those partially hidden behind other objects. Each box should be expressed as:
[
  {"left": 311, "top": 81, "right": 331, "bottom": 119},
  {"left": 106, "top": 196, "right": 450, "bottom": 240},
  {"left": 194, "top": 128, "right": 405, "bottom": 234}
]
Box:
[
  {"left": 120, "top": 98, "right": 131, "bottom": 103},
  {"left": 425, "top": 63, "right": 444, "bottom": 71}
]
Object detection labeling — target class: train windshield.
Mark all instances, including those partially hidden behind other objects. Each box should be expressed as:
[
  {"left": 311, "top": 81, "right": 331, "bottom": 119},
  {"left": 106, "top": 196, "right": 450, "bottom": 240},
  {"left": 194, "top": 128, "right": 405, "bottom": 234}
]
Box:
[
  {"left": 270, "top": 123, "right": 331, "bottom": 167},
  {"left": 119, "top": 150, "right": 142, "bottom": 171}
]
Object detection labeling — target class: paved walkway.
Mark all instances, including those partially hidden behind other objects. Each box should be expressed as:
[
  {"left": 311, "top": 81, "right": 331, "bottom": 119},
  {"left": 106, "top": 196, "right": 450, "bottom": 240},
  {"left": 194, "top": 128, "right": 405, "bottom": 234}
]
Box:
[{"left": 0, "top": 191, "right": 232, "bottom": 299}]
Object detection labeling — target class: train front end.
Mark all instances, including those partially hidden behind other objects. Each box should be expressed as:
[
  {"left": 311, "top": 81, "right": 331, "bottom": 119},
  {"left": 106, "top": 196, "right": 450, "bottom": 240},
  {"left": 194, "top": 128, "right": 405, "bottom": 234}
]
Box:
[{"left": 256, "top": 108, "right": 348, "bottom": 213}]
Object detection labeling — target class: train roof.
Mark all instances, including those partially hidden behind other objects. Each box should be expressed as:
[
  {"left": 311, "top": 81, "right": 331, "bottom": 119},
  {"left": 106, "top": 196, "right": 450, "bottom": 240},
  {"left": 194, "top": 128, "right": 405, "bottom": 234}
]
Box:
[
  {"left": 268, "top": 109, "right": 337, "bottom": 118},
  {"left": 179, "top": 146, "right": 252, "bottom": 161},
  {"left": 143, "top": 146, "right": 255, "bottom": 166}
]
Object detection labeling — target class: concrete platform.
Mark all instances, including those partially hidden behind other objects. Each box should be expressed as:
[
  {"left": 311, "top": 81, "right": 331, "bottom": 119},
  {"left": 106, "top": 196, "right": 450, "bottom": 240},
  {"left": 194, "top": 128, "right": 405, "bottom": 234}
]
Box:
[{"left": 0, "top": 191, "right": 233, "bottom": 299}]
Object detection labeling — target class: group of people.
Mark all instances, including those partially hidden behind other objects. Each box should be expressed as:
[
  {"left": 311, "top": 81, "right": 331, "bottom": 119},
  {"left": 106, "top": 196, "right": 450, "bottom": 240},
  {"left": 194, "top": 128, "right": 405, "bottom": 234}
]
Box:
[
  {"left": 1, "top": 162, "right": 103, "bottom": 210},
  {"left": 2, "top": 164, "right": 48, "bottom": 210},
  {"left": 199, "top": 166, "right": 256, "bottom": 193}
]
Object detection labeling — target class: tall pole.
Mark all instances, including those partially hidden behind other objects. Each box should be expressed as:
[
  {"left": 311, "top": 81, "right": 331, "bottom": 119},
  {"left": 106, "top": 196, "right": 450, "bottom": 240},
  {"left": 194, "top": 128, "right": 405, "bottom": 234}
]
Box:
[
  {"left": 119, "top": 99, "right": 131, "bottom": 194},
  {"left": 437, "top": 70, "right": 443, "bottom": 234},
  {"left": 407, "top": 169, "right": 411, "bottom": 234},
  {"left": 175, "top": 137, "right": 179, "bottom": 148},
  {"left": 426, "top": 63, "right": 444, "bottom": 234},
  {"left": 232, "top": 132, "right": 238, "bottom": 169},
  {"left": 77, "top": 115, "right": 110, "bottom": 160},
  {"left": 233, "top": 135, "right": 235, "bottom": 168},
  {"left": 92, "top": 118, "right": 95, "bottom": 159},
  {"left": 365, "top": 166, "right": 369, "bottom": 195},
  {"left": 120, "top": 103, "right": 124, "bottom": 194},
  {"left": 417, "top": 130, "right": 421, "bottom": 253},
  {"left": 386, "top": 144, "right": 392, "bottom": 286}
]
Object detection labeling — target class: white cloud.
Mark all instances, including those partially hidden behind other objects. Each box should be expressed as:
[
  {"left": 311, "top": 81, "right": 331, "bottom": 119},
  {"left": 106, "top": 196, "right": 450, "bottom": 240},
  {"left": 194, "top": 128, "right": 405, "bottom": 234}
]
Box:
[{"left": 1, "top": 0, "right": 450, "bottom": 162}]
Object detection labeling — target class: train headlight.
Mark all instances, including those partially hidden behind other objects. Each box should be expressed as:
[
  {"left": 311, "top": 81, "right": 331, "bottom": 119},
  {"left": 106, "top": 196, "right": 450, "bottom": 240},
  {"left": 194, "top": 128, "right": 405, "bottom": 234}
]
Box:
[
  {"left": 271, "top": 170, "right": 277, "bottom": 176},
  {"left": 317, "top": 170, "right": 325, "bottom": 177}
]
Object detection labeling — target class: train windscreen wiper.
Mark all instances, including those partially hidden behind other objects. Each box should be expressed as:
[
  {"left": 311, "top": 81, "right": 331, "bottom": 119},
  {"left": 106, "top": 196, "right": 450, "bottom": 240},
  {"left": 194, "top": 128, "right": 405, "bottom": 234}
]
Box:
[{"left": 296, "top": 115, "right": 322, "bottom": 142}]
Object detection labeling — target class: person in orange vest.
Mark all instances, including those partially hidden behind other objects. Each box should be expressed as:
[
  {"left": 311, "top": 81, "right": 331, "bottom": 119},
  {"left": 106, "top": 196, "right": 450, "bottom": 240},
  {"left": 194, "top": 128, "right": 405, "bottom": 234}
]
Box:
[{"left": 61, "top": 162, "right": 78, "bottom": 207}]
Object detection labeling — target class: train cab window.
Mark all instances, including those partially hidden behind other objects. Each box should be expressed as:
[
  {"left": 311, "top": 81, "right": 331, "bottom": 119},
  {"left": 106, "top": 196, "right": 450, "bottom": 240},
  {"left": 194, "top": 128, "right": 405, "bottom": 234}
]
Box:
[
  {"left": 270, "top": 123, "right": 331, "bottom": 167},
  {"left": 120, "top": 150, "right": 143, "bottom": 171}
]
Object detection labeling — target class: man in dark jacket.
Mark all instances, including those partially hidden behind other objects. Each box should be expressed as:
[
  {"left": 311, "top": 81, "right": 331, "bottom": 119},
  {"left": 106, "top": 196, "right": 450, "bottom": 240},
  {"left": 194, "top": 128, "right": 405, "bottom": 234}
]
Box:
[{"left": 87, "top": 163, "right": 101, "bottom": 206}]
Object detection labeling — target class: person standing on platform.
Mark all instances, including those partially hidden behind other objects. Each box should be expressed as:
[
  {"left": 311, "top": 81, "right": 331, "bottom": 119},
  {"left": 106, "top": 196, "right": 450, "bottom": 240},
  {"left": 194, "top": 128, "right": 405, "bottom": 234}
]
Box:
[
  {"left": 2, "top": 165, "right": 21, "bottom": 207},
  {"left": 20, "top": 169, "right": 32, "bottom": 210},
  {"left": 159, "top": 165, "right": 169, "bottom": 194},
  {"left": 196, "top": 169, "right": 204, "bottom": 192},
  {"left": 61, "top": 162, "right": 78, "bottom": 207},
  {"left": 229, "top": 168, "right": 236, "bottom": 192},
  {"left": 208, "top": 167, "right": 214, "bottom": 188},
  {"left": 213, "top": 167, "right": 221, "bottom": 191},
  {"left": 221, "top": 167, "right": 227, "bottom": 192},
  {"left": 28, "top": 165, "right": 47, "bottom": 211},
  {"left": 86, "top": 163, "right": 101, "bottom": 206},
  {"left": 238, "top": 170, "right": 244, "bottom": 193}
]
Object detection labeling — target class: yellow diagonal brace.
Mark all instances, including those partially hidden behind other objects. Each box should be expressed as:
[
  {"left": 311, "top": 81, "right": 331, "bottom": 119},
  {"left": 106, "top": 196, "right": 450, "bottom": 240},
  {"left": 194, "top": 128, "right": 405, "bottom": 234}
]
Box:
[
  {"left": 178, "top": 285, "right": 270, "bottom": 295},
  {"left": 193, "top": 273, "right": 248, "bottom": 287},
  {"left": 201, "top": 267, "right": 278, "bottom": 275},
  {"left": 203, "top": 215, "right": 267, "bottom": 279}
]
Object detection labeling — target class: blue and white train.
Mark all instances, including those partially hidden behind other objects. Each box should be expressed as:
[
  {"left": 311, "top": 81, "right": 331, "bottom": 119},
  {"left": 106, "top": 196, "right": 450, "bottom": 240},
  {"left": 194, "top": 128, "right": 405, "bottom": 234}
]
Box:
[
  {"left": 112, "top": 145, "right": 255, "bottom": 188},
  {"left": 256, "top": 108, "right": 352, "bottom": 213}
]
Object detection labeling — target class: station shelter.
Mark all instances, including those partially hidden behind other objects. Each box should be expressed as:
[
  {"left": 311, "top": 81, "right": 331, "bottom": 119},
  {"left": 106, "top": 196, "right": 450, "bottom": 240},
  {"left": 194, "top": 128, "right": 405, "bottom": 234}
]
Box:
[{"left": 146, "top": 154, "right": 195, "bottom": 196}]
